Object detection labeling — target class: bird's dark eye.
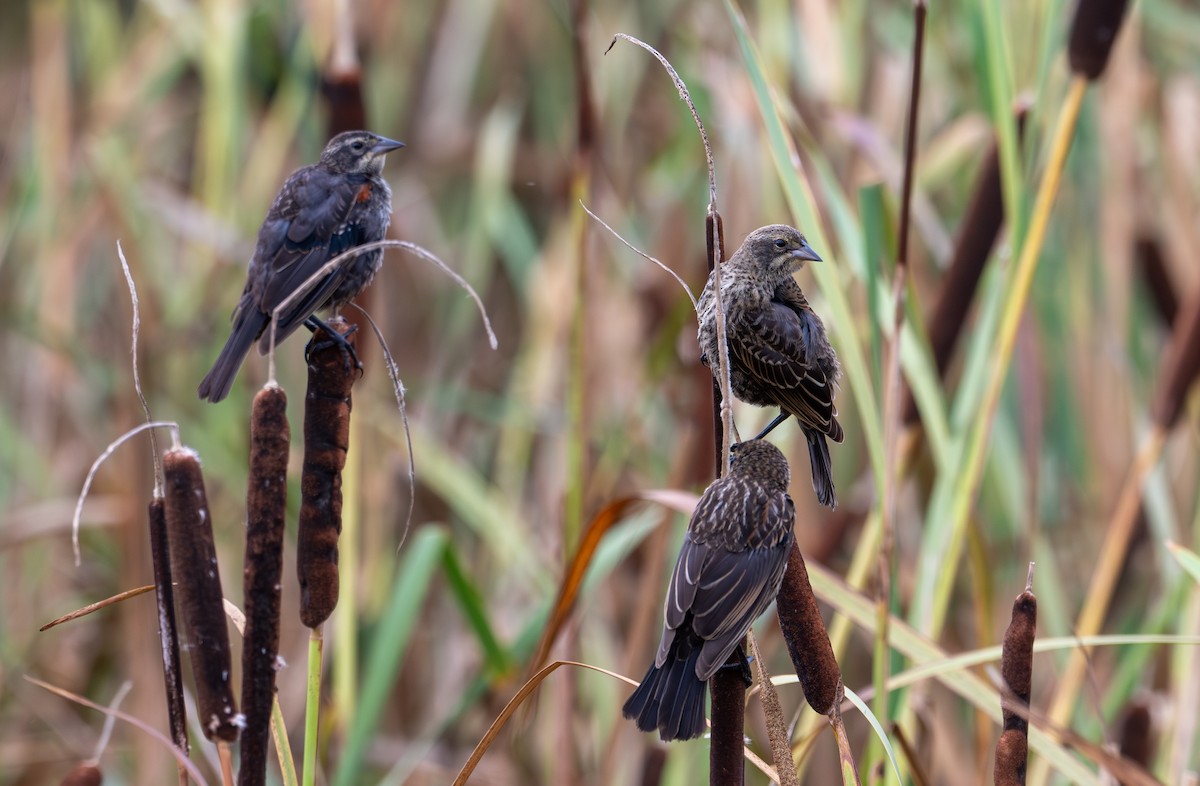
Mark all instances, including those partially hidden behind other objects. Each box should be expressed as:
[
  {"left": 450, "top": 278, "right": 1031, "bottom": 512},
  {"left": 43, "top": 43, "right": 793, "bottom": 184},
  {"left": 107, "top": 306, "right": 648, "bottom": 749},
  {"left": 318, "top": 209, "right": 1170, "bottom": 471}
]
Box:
[
  {"left": 351, "top": 141, "right": 366, "bottom": 153},
  {"left": 774, "top": 238, "right": 787, "bottom": 249}
]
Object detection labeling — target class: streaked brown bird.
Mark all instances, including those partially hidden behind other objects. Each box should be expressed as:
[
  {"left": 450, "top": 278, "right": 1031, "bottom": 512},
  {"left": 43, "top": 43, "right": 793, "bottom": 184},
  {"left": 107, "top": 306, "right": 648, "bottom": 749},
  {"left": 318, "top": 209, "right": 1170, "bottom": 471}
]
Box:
[
  {"left": 622, "top": 440, "right": 795, "bottom": 741},
  {"left": 197, "top": 130, "right": 404, "bottom": 403},
  {"left": 697, "top": 224, "right": 843, "bottom": 508}
]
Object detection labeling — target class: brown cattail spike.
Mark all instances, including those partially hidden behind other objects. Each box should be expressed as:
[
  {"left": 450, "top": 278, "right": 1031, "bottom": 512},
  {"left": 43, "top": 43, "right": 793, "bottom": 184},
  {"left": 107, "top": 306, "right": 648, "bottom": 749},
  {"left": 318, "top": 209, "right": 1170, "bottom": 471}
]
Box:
[
  {"left": 1001, "top": 587, "right": 1037, "bottom": 732},
  {"left": 994, "top": 728, "right": 1029, "bottom": 786},
  {"left": 297, "top": 320, "right": 358, "bottom": 628},
  {"left": 1067, "top": 0, "right": 1130, "bottom": 80},
  {"left": 776, "top": 540, "right": 841, "bottom": 715},
  {"left": 163, "top": 447, "right": 240, "bottom": 742},
  {"left": 239, "top": 385, "right": 290, "bottom": 786},
  {"left": 147, "top": 498, "right": 189, "bottom": 755},
  {"left": 996, "top": 567, "right": 1036, "bottom": 786}
]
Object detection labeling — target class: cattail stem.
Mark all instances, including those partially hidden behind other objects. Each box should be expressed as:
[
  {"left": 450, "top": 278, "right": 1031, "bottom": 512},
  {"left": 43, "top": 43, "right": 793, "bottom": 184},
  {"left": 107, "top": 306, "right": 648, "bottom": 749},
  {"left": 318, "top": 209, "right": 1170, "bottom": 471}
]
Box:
[
  {"left": 147, "top": 498, "right": 190, "bottom": 769},
  {"left": 239, "top": 385, "right": 290, "bottom": 786},
  {"left": 163, "top": 447, "right": 239, "bottom": 743},
  {"left": 303, "top": 626, "right": 324, "bottom": 786},
  {"left": 709, "top": 656, "right": 746, "bottom": 786}
]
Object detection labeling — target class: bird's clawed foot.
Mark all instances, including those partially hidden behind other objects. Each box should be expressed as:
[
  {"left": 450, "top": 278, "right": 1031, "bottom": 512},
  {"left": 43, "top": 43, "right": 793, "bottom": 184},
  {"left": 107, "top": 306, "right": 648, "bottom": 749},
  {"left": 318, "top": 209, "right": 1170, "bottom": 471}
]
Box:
[
  {"left": 717, "top": 644, "right": 754, "bottom": 688},
  {"left": 304, "top": 316, "right": 363, "bottom": 377}
]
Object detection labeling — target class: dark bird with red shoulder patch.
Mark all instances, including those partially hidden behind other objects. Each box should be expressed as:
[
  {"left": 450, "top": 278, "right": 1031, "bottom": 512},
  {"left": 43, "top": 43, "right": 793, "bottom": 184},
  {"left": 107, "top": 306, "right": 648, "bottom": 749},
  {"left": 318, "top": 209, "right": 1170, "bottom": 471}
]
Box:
[
  {"left": 697, "top": 224, "right": 843, "bottom": 508},
  {"left": 623, "top": 440, "right": 795, "bottom": 741},
  {"left": 198, "top": 130, "right": 403, "bottom": 403}
]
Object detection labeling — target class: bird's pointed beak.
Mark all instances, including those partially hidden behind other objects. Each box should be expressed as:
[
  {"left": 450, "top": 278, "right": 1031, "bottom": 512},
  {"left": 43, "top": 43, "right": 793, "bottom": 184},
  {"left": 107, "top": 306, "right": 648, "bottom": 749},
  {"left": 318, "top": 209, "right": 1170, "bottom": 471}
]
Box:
[
  {"left": 794, "top": 239, "right": 822, "bottom": 263},
  {"left": 372, "top": 136, "right": 405, "bottom": 154}
]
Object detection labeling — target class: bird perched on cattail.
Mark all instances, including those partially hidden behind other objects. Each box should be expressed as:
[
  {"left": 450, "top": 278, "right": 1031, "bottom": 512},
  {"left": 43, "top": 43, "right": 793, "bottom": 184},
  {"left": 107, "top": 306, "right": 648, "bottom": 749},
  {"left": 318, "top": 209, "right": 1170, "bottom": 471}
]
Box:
[
  {"left": 623, "top": 439, "right": 795, "bottom": 741},
  {"left": 197, "top": 130, "right": 404, "bottom": 403},
  {"left": 697, "top": 224, "right": 843, "bottom": 508}
]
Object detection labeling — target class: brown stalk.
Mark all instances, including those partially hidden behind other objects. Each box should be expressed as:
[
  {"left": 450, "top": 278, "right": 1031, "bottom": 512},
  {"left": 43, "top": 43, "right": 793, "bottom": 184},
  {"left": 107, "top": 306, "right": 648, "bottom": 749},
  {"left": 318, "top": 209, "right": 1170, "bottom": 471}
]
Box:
[
  {"left": 709, "top": 659, "right": 746, "bottom": 786},
  {"left": 163, "top": 447, "right": 239, "bottom": 743},
  {"left": 297, "top": 320, "right": 357, "bottom": 628},
  {"left": 239, "top": 386, "right": 290, "bottom": 786},
  {"left": 995, "top": 564, "right": 1036, "bottom": 786}
]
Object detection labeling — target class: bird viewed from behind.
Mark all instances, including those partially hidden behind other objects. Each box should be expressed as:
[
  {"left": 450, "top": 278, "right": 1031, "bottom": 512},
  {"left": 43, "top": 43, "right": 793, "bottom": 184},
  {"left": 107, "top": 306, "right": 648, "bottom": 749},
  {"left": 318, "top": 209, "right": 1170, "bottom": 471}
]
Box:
[
  {"left": 197, "top": 130, "right": 404, "bottom": 403},
  {"left": 622, "top": 439, "right": 795, "bottom": 741},
  {"left": 697, "top": 224, "right": 843, "bottom": 508}
]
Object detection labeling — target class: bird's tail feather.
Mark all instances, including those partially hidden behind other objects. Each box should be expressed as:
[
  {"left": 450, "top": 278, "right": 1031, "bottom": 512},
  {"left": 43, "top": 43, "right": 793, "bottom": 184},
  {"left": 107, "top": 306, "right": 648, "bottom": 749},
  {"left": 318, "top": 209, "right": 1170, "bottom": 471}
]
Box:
[
  {"left": 622, "top": 646, "right": 707, "bottom": 741},
  {"left": 197, "top": 310, "right": 267, "bottom": 403},
  {"left": 805, "top": 428, "right": 837, "bottom": 509}
]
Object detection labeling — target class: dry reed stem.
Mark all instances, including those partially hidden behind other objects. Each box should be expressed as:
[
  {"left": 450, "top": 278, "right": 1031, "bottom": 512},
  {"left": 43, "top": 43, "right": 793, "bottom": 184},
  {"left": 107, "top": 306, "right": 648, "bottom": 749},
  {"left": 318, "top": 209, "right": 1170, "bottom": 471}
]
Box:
[
  {"left": 452, "top": 660, "right": 780, "bottom": 786},
  {"left": 239, "top": 385, "right": 290, "bottom": 786},
  {"left": 24, "top": 676, "right": 210, "bottom": 785},
  {"left": 264, "top": 239, "right": 498, "bottom": 384},
  {"left": 748, "top": 631, "right": 798, "bottom": 786},
  {"left": 297, "top": 321, "right": 356, "bottom": 628},
  {"left": 40, "top": 585, "right": 155, "bottom": 631},
  {"left": 163, "top": 447, "right": 240, "bottom": 743},
  {"left": 346, "top": 302, "right": 417, "bottom": 551}
]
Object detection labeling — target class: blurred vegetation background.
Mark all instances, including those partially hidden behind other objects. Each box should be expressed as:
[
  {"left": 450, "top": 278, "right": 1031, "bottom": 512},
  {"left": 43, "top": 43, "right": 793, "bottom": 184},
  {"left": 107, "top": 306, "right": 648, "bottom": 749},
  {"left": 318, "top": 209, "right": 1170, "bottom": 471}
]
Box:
[{"left": 1, "top": 0, "right": 1199, "bottom": 784}]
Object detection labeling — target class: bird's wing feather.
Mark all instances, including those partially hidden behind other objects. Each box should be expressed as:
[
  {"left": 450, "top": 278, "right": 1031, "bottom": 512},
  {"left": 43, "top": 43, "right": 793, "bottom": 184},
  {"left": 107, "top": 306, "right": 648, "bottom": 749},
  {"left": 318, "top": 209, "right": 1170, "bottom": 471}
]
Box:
[
  {"left": 691, "top": 538, "right": 792, "bottom": 679},
  {"left": 657, "top": 480, "right": 794, "bottom": 678},
  {"left": 253, "top": 168, "right": 369, "bottom": 343},
  {"left": 728, "top": 297, "right": 839, "bottom": 437}
]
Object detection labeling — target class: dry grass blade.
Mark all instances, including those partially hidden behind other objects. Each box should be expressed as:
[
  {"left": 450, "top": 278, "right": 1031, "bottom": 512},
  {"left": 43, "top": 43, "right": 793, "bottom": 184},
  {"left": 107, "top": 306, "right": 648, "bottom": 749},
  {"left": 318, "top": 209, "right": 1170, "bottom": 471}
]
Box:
[
  {"left": 605, "top": 31, "right": 732, "bottom": 471},
  {"left": 748, "top": 631, "right": 798, "bottom": 785},
  {"left": 24, "top": 676, "right": 210, "bottom": 785},
  {"left": 71, "top": 420, "right": 180, "bottom": 567},
  {"left": 265, "top": 240, "right": 497, "bottom": 380},
  {"left": 348, "top": 302, "right": 417, "bottom": 552},
  {"left": 40, "top": 585, "right": 155, "bottom": 631},
  {"left": 580, "top": 201, "right": 697, "bottom": 309},
  {"left": 527, "top": 489, "right": 699, "bottom": 675},
  {"left": 116, "top": 241, "right": 161, "bottom": 492},
  {"left": 830, "top": 688, "right": 863, "bottom": 786}
]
